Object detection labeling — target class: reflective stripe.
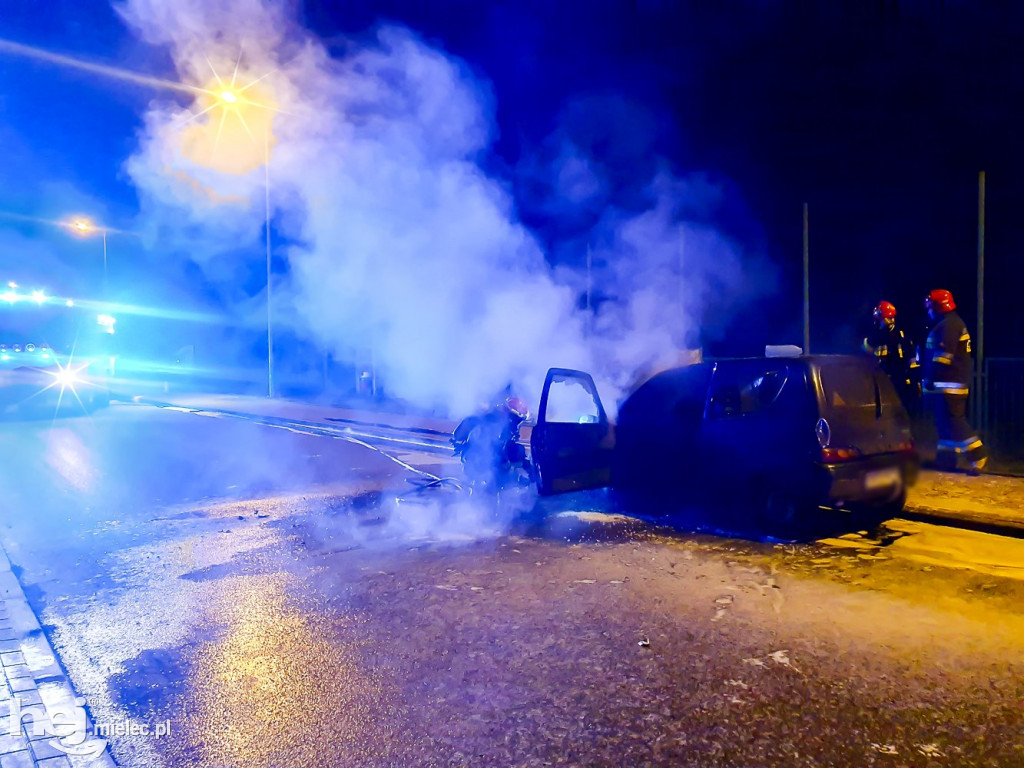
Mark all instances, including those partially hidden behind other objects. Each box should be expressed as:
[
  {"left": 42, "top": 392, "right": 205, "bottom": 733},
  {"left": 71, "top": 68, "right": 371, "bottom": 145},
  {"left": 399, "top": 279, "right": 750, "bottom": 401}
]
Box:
[
  {"left": 862, "top": 339, "right": 873, "bottom": 353},
  {"left": 938, "top": 436, "right": 982, "bottom": 453},
  {"left": 933, "top": 382, "right": 969, "bottom": 395},
  {"left": 959, "top": 333, "right": 971, "bottom": 342},
  {"left": 933, "top": 356, "right": 953, "bottom": 365},
  {"left": 909, "top": 361, "right": 920, "bottom": 368}
]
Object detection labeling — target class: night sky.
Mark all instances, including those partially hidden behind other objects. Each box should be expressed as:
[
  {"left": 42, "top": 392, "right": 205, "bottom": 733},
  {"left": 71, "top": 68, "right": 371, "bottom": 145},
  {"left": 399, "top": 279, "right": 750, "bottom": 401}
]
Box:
[{"left": 1, "top": 0, "right": 1022, "bottom": 359}]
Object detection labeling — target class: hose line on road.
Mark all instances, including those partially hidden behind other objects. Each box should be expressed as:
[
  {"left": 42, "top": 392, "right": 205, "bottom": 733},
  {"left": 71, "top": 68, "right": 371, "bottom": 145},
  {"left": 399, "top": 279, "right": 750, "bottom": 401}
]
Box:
[{"left": 153, "top": 403, "right": 463, "bottom": 488}]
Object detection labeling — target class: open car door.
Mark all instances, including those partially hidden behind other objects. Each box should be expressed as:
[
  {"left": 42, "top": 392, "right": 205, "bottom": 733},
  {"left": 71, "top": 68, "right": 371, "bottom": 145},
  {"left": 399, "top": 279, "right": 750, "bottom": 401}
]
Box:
[{"left": 531, "top": 368, "right": 615, "bottom": 495}]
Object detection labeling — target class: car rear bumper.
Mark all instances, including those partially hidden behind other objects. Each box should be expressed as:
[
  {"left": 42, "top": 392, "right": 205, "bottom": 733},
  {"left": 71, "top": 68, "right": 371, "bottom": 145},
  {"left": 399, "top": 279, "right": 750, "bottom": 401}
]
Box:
[{"left": 814, "top": 452, "right": 919, "bottom": 507}]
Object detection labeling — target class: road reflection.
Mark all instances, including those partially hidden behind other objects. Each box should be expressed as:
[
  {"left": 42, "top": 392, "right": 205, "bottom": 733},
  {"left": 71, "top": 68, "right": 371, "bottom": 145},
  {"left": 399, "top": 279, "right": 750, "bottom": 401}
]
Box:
[
  {"left": 44, "top": 427, "right": 98, "bottom": 493},
  {"left": 175, "top": 573, "right": 392, "bottom": 768}
]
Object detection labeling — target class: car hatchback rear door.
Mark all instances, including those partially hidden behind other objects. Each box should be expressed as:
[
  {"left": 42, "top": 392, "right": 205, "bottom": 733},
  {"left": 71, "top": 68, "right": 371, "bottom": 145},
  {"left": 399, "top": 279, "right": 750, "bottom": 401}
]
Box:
[
  {"left": 815, "top": 359, "right": 913, "bottom": 457},
  {"left": 531, "top": 368, "right": 615, "bottom": 495}
]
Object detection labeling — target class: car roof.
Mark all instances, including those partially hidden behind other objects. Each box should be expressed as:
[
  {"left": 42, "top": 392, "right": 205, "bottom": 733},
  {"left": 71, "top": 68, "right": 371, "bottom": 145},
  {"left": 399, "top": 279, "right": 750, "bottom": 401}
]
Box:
[
  {"left": 651, "top": 354, "right": 872, "bottom": 372},
  {"left": 629, "top": 355, "right": 876, "bottom": 399}
]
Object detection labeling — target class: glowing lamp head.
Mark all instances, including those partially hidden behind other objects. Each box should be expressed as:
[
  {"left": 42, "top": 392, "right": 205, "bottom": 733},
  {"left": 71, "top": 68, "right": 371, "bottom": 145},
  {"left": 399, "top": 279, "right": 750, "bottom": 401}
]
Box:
[
  {"left": 219, "top": 89, "right": 238, "bottom": 104},
  {"left": 72, "top": 219, "right": 92, "bottom": 233},
  {"left": 31, "top": 290, "right": 45, "bottom": 304}
]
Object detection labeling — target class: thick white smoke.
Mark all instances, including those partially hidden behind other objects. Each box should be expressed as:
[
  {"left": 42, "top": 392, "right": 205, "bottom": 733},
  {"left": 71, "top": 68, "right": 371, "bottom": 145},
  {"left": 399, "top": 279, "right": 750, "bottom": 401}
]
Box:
[{"left": 118, "top": 0, "right": 769, "bottom": 414}]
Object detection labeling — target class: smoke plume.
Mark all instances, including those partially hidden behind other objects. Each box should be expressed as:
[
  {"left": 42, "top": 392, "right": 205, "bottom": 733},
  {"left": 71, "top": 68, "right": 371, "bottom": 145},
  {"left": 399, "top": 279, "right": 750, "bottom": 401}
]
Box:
[{"left": 119, "top": 0, "right": 772, "bottom": 414}]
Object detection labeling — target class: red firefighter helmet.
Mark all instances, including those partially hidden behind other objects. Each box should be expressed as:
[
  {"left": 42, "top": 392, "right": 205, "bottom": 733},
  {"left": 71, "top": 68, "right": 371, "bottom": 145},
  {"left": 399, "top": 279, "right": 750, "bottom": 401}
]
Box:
[
  {"left": 503, "top": 396, "right": 530, "bottom": 422},
  {"left": 873, "top": 301, "right": 897, "bottom": 320},
  {"left": 925, "top": 289, "right": 956, "bottom": 314}
]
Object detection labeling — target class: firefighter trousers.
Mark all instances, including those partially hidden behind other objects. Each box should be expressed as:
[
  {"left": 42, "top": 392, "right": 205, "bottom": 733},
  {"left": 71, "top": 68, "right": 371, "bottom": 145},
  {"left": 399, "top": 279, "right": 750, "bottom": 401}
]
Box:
[{"left": 923, "top": 390, "right": 987, "bottom": 470}]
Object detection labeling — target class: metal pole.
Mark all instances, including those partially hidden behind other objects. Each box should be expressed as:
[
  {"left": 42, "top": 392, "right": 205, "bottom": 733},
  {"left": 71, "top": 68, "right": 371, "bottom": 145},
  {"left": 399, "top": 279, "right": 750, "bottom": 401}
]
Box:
[
  {"left": 102, "top": 229, "right": 108, "bottom": 296},
  {"left": 265, "top": 134, "right": 274, "bottom": 399},
  {"left": 585, "top": 245, "right": 592, "bottom": 336},
  {"left": 976, "top": 171, "right": 985, "bottom": 430},
  {"left": 803, "top": 202, "right": 810, "bottom": 354}
]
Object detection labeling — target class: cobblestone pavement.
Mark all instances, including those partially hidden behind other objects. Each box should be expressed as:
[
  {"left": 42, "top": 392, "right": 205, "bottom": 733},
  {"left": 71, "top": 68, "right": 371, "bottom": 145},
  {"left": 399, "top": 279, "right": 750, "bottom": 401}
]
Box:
[{"left": 0, "top": 549, "right": 114, "bottom": 768}]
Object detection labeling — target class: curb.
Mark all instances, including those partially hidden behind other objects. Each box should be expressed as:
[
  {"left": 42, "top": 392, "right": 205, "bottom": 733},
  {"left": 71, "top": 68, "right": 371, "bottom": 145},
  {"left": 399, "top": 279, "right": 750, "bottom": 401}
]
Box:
[
  {"left": 0, "top": 545, "right": 116, "bottom": 767},
  {"left": 901, "top": 503, "right": 1024, "bottom": 539}
]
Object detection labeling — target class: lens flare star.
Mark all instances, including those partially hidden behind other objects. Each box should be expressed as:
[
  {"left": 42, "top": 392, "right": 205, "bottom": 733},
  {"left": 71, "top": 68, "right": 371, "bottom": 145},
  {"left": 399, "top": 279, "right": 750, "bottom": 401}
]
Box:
[
  {"left": 0, "top": 37, "right": 281, "bottom": 175},
  {"left": 177, "top": 49, "right": 281, "bottom": 175}
]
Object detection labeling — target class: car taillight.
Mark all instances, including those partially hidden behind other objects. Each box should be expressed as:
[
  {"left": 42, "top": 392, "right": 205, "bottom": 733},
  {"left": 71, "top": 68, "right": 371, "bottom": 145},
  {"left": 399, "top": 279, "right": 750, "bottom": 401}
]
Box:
[{"left": 821, "top": 446, "right": 862, "bottom": 462}]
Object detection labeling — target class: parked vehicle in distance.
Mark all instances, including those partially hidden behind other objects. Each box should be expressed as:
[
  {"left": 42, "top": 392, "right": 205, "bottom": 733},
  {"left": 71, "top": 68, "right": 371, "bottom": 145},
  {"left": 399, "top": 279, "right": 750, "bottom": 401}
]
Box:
[
  {"left": 530, "top": 355, "right": 918, "bottom": 522},
  {"left": 0, "top": 284, "right": 115, "bottom": 416}
]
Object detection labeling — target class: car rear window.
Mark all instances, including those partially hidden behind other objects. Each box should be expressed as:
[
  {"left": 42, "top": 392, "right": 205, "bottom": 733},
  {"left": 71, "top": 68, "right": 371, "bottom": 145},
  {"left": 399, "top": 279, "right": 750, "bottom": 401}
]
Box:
[{"left": 819, "top": 364, "right": 878, "bottom": 409}]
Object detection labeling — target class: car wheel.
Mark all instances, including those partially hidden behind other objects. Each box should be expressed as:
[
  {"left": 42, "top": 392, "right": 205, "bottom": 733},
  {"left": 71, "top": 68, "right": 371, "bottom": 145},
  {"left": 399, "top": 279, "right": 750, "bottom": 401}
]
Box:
[
  {"left": 754, "top": 485, "right": 807, "bottom": 532},
  {"left": 764, "top": 491, "right": 801, "bottom": 522}
]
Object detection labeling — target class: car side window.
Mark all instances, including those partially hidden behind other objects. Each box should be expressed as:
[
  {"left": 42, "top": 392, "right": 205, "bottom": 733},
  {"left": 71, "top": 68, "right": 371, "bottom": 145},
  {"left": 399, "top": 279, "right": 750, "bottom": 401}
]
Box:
[
  {"left": 545, "top": 378, "right": 602, "bottom": 424},
  {"left": 708, "top": 367, "right": 788, "bottom": 419}
]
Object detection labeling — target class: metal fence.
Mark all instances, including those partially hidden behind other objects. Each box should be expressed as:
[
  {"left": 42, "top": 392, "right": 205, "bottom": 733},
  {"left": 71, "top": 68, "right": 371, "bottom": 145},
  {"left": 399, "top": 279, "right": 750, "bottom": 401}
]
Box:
[{"left": 975, "top": 358, "right": 1024, "bottom": 459}]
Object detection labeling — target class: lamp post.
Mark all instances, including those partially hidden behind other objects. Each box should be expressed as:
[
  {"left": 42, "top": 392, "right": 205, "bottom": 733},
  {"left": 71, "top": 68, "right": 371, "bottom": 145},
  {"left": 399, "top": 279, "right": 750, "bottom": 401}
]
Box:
[
  {"left": 212, "top": 85, "right": 274, "bottom": 398},
  {"left": 68, "top": 218, "right": 107, "bottom": 295}
]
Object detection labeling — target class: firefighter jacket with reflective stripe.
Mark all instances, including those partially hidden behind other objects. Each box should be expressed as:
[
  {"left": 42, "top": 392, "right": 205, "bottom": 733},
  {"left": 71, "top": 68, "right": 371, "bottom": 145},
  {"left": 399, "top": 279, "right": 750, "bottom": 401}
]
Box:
[
  {"left": 862, "top": 324, "right": 918, "bottom": 384},
  {"left": 921, "top": 310, "right": 973, "bottom": 394}
]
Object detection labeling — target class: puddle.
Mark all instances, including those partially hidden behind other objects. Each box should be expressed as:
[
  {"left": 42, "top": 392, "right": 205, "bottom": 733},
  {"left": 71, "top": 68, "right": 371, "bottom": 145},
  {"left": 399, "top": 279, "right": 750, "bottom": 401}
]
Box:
[
  {"left": 107, "top": 646, "right": 193, "bottom": 719},
  {"left": 817, "top": 519, "right": 1024, "bottom": 580}
]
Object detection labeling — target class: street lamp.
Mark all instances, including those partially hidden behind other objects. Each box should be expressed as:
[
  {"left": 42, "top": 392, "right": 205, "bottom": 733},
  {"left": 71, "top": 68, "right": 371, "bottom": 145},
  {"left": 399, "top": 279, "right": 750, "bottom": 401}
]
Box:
[
  {"left": 67, "top": 217, "right": 108, "bottom": 293},
  {"left": 209, "top": 82, "right": 275, "bottom": 398}
]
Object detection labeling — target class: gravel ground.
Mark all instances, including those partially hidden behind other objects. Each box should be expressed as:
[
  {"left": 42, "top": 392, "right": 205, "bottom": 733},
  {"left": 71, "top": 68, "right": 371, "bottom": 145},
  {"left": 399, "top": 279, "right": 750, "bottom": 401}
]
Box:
[{"left": 143, "top": 499, "right": 1024, "bottom": 768}]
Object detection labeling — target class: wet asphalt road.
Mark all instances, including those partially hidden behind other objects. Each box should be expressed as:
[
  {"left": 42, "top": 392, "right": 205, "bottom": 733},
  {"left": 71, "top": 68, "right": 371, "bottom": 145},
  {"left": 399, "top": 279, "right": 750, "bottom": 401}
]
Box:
[{"left": 2, "top": 404, "right": 1024, "bottom": 767}]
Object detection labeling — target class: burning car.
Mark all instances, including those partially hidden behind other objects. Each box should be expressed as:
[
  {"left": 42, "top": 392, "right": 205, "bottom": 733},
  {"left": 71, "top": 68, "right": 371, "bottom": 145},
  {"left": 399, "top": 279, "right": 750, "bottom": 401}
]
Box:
[{"left": 530, "top": 354, "right": 918, "bottom": 521}]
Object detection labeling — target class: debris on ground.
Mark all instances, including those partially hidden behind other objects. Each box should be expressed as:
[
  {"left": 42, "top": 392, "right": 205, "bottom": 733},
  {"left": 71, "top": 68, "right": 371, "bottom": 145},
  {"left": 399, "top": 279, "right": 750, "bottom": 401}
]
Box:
[{"left": 767, "top": 649, "right": 800, "bottom": 671}]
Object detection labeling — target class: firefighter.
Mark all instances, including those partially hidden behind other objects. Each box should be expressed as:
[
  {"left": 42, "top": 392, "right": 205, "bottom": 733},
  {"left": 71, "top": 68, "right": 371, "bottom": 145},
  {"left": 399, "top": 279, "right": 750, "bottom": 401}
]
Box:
[
  {"left": 861, "top": 300, "right": 919, "bottom": 407},
  {"left": 452, "top": 396, "right": 531, "bottom": 489},
  {"left": 920, "top": 289, "right": 987, "bottom": 473}
]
